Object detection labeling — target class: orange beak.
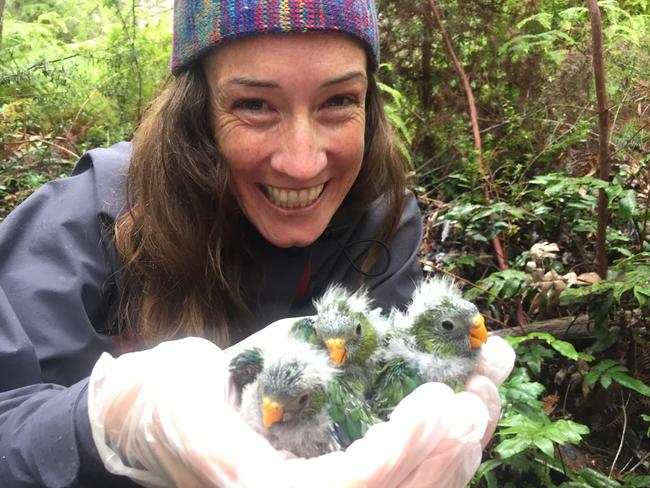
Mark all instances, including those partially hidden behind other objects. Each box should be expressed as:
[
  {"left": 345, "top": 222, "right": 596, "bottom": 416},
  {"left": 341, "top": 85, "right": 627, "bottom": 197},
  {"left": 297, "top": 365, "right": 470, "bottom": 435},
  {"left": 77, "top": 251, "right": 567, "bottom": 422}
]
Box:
[
  {"left": 325, "top": 338, "right": 346, "bottom": 366},
  {"left": 262, "top": 397, "right": 284, "bottom": 428},
  {"left": 469, "top": 314, "right": 488, "bottom": 349}
]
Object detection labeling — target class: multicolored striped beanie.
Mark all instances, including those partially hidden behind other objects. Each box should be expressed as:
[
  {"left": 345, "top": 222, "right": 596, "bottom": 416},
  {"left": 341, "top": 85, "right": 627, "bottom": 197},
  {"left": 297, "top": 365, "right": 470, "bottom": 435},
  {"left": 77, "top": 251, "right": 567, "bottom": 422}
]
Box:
[{"left": 171, "top": 0, "right": 380, "bottom": 76}]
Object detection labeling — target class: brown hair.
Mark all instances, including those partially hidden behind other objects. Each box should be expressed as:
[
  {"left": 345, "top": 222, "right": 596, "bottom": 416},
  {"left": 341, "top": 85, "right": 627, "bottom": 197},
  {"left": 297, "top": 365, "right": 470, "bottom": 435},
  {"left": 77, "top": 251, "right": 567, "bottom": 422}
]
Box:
[{"left": 115, "top": 64, "right": 408, "bottom": 347}]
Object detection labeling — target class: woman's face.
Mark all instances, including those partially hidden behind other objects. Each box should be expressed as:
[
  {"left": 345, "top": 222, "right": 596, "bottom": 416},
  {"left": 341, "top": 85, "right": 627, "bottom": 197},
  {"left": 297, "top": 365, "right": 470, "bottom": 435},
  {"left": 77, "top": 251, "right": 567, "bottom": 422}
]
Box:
[{"left": 204, "top": 33, "right": 368, "bottom": 248}]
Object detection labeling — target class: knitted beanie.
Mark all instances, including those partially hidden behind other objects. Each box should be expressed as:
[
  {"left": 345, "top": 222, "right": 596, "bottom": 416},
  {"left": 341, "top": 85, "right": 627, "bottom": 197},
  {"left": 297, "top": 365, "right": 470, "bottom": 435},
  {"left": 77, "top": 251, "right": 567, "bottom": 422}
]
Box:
[{"left": 171, "top": 0, "right": 379, "bottom": 75}]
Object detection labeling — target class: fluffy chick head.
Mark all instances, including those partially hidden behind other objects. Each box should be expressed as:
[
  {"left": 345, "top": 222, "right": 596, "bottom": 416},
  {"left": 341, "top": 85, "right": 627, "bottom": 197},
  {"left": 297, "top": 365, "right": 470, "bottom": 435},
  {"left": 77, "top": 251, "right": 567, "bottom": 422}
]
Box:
[
  {"left": 257, "top": 341, "right": 336, "bottom": 429},
  {"left": 311, "top": 285, "right": 378, "bottom": 367},
  {"left": 405, "top": 276, "right": 488, "bottom": 356}
]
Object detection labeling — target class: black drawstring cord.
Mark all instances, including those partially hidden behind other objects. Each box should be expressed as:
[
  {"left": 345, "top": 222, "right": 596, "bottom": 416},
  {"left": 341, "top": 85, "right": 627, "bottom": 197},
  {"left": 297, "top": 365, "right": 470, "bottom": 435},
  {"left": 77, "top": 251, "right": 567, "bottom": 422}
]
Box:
[{"left": 324, "top": 228, "right": 392, "bottom": 278}]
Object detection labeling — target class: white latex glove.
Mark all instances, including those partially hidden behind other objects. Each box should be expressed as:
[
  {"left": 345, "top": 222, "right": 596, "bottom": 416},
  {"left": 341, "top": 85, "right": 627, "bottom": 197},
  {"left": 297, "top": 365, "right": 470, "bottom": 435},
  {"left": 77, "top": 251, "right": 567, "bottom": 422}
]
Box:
[
  {"left": 89, "top": 337, "right": 289, "bottom": 488},
  {"left": 88, "top": 320, "right": 514, "bottom": 488}
]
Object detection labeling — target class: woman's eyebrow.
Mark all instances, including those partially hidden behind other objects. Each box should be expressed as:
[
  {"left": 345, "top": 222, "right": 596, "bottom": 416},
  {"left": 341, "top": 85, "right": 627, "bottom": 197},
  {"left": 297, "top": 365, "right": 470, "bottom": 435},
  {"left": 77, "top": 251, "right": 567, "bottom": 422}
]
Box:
[
  {"left": 321, "top": 70, "right": 366, "bottom": 87},
  {"left": 222, "top": 70, "right": 366, "bottom": 89},
  {"left": 224, "top": 77, "right": 278, "bottom": 88}
]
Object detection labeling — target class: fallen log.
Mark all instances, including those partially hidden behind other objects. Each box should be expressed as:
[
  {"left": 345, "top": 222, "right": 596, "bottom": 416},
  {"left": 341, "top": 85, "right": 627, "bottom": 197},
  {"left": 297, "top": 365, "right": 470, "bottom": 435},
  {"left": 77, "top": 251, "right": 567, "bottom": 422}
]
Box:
[{"left": 490, "top": 315, "right": 594, "bottom": 341}]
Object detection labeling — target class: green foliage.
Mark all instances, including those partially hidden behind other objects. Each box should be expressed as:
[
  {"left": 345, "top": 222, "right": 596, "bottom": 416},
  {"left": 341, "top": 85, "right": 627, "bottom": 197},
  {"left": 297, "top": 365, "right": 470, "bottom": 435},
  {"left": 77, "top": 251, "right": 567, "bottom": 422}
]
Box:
[
  {"left": 442, "top": 201, "right": 528, "bottom": 243},
  {"left": 496, "top": 413, "right": 589, "bottom": 459},
  {"left": 478, "top": 327, "right": 650, "bottom": 485},
  {"left": 584, "top": 359, "right": 650, "bottom": 397},
  {"left": 498, "top": 366, "right": 545, "bottom": 418},
  {"left": 515, "top": 343, "right": 554, "bottom": 376},
  {"left": 561, "top": 253, "right": 650, "bottom": 351},
  {"left": 1, "top": 0, "right": 172, "bottom": 151},
  {"left": 506, "top": 332, "right": 594, "bottom": 363},
  {"left": 2, "top": 0, "right": 650, "bottom": 484},
  {"left": 377, "top": 63, "right": 415, "bottom": 166},
  {"left": 561, "top": 253, "right": 650, "bottom": 310},
  {"left": 465, "top": 269, "right": 531, "bottom": 305},
  {"left": 473, "top": 332, "right": 610, "bottom": 486},
  {"left": 476, "top": 357, "right": 592, "bottom": 486}
]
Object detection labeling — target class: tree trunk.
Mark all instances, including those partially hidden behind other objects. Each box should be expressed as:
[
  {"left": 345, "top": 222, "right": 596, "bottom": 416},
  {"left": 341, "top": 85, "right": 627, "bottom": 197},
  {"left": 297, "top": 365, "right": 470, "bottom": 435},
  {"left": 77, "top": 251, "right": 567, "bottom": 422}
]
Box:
[{"left": 586, "top": 0, "right": 611, "bottom": 279}]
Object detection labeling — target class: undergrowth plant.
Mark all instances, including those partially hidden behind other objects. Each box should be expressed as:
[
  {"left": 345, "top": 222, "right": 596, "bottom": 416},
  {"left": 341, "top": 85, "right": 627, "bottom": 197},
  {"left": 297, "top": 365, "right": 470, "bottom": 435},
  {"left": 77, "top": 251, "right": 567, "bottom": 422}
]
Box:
[
  {"left": 560, "top": 252, "right": 650, "bottom": 352},
  {"left": 474, "top": 332, "right": 650, "bottom": 487}
]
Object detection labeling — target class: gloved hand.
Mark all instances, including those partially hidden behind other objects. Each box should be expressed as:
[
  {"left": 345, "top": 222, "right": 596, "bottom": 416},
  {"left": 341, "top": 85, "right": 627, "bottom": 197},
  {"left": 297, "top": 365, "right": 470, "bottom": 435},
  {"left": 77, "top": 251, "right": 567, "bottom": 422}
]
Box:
[
  {"left": 89, "top": 337, "right": 290, "bottom": 488},
  {"left": 88, "top": 320, "right": 514, "bottom": 488},
  {"left": 383, "top": 334, "right": 515, "bottom": 487}
]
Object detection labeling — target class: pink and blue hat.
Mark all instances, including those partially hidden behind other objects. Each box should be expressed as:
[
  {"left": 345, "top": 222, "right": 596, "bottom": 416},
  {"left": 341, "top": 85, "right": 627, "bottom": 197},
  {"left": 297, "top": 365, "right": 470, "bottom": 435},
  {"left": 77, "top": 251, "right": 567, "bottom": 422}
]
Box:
[{"left": 171, "top": 0, "right": 380, "bottom": 75}]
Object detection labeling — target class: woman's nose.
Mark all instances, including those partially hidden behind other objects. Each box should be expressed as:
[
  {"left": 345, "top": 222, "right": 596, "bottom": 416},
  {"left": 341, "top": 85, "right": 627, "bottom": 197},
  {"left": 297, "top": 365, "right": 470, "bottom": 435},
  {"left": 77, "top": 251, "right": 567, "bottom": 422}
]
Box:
[{"left": 270, "top": 116, "right": 327, "bottom": 181}]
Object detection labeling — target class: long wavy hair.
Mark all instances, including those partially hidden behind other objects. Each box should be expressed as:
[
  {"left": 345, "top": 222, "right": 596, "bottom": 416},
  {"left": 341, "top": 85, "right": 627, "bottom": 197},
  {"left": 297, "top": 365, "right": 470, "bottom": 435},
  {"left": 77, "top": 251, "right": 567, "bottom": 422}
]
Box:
[{"left": 114, "top": 62, "right": 408, "bottom": 347}]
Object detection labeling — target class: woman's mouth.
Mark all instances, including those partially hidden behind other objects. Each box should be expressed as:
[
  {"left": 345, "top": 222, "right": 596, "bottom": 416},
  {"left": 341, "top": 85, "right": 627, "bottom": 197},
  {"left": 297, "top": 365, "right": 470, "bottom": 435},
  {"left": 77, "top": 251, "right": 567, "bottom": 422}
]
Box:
[{"left": 264, "top": 183, "right": 325, "bottom": 209}]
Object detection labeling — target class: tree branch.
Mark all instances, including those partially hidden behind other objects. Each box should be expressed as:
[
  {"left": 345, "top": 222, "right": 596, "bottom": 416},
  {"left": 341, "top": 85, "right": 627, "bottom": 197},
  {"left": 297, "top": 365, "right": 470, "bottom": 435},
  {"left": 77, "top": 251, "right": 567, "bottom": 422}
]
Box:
[
  {"left": 427, "top": 0, "right": 525, "bottom": 327},
  {"left": 586, "top": 0, "right": 611, "bottom": 279}
]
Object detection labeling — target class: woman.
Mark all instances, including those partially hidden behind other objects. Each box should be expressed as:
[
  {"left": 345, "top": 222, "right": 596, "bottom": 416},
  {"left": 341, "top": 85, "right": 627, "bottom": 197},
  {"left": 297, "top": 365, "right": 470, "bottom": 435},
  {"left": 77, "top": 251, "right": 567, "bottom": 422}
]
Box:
[{"left": 0, "top": 1, "right": 513, "bottom": 486}]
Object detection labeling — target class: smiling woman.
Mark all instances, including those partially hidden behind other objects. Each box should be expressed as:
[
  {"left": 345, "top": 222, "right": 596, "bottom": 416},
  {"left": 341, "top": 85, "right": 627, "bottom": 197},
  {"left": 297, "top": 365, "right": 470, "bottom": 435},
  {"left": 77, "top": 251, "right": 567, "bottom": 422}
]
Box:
[
  {"left": 117, "top": 25, "right": 413, "bottom": 347},
  {"left": 206, "top": 34, "right": 368, "bottom": 248},
  {"left": 0, "top": 1, "right": 511, "bottom": 487}
]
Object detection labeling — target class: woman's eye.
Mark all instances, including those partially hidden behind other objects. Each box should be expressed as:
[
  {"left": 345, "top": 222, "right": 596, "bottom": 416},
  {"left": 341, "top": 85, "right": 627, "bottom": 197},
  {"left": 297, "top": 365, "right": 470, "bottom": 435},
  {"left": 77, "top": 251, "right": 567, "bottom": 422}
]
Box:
[
  {"left": 233, "top": 99, "right": 268, "bottom": 111},
  {"left": 324, "top": 95, "right": 357, "bottom": 108}
]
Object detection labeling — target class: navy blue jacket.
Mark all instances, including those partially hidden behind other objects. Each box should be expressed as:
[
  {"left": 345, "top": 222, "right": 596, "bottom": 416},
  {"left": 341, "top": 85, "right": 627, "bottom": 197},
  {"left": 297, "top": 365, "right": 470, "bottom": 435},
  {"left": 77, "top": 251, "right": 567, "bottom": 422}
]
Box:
[{"left": 0, "top": 141, "right": 423, "bottom": 487}]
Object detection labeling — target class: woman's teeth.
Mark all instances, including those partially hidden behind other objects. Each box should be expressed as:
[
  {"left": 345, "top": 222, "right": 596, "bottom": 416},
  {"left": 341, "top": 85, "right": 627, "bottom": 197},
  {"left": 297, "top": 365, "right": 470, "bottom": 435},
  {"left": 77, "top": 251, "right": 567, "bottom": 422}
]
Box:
[{"left": 266, "top": 184, "right": 324, "bottom": 208}]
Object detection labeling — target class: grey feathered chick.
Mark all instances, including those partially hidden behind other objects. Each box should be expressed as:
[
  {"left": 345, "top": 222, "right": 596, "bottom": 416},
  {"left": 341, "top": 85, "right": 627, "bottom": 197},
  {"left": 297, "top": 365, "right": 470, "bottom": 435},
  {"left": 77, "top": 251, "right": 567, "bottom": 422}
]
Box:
[
  {"left": 231, "top": 340, "right": 341, "bottom": 458},
  {"left": 373, "top": 276, "right": 488, "bottom": 417},
  {"left": 290, "top": 285, "right": 387, "bottom": 446}
]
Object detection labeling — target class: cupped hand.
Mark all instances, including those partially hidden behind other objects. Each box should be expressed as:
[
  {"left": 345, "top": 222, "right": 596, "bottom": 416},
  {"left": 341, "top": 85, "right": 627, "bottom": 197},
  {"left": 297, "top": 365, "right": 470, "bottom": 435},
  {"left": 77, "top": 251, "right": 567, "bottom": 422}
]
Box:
[{"left": 88, "top": 326, "right": 514, "bottom": 488}]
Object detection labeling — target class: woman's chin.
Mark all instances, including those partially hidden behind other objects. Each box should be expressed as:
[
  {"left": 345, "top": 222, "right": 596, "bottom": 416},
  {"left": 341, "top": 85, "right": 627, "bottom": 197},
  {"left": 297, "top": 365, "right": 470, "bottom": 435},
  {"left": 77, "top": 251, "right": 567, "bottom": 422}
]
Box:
[
  {"left": 256, "top": 223, "right": 325, "bottom": 248},
  {"left": 264, "top": 232, "right": 320, "bottom": 249}
]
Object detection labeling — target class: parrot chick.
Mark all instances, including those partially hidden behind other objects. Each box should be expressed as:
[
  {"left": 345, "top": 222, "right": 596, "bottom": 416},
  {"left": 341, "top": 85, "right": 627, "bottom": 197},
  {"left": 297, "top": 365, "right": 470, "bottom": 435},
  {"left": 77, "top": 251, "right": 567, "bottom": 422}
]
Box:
[
  {"left": 290, "top": 284, "right": 388, "bottom": 447},
  {"left": 373, "top": 276, "right": 488, "bottom": 418},
  {"left": 230, "top": 340, "right": 341, "bottom": 458}
]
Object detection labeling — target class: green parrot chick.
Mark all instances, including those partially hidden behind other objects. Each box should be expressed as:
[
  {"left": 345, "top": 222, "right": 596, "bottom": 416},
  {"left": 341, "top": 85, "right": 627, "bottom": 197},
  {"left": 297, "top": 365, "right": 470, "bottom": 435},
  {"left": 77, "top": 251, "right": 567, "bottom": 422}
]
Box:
[
  {"left": 234, "top": 340, "right": 341, "bottom": 458},
  {"left": 373, "top": 277, "right": 489, "bottom": 419},
  {"left": 385, "top": 276, "right": 488, "bottom": 386},
  {"left": 290, "top": 284, "right": 387, "bottom": 446},
  {"left": 309, "top": 284, "right": 386, "bottom": 374}
]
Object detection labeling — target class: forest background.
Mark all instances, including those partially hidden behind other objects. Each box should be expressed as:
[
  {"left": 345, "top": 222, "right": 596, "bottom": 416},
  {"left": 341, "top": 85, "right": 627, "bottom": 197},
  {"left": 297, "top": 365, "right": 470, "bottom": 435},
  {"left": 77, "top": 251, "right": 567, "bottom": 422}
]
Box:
[{"left": 1, "top": 0, "right": 649, "bottom": 486}]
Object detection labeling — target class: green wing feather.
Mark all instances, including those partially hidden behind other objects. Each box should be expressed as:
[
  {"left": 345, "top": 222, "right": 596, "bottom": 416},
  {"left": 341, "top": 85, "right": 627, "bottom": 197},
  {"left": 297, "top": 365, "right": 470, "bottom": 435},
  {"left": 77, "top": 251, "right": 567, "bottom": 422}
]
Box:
[
  {"left": 289, "top": 317, "right": 318, "bottom": 344},
  {"left": 328, "top": 376, "right": 380, "bottom": 448},
  {"left": 372, "top": 357, "right": 423, "bottom": 420},
  {"left": 229, "top": 347, "right": 264, "bottom": 394}
]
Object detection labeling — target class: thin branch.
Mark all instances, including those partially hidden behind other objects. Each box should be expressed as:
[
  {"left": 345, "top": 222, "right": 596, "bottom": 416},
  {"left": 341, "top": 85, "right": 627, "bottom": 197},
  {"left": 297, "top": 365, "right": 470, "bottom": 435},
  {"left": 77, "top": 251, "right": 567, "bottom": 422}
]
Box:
[
  {"left": 110, "top": 0, "right": 143, "bottom": 118},
  {"left": 0, "top": 0, "right": 5, "bottom": 48},
  {"left": 3, "top": 138, "right": 79, "bottom": 159},
  {"left": 610, "top": 120, "right": 650, "bottom": 158},
  {"left": 586, "top": 0, "right": 611, "bottom": 279},
  {"left": 609, "top": 391, "right": 629, "bottom": 479},
  {"left": 420, "top": 259, "right": 511, "bottom": 329},
  {"left": 0, "top": 54, "right": 83, "bottom": 84},
  {"left": 428, "top": 1, "right": 484, "bottom": 175},
  {"left": 427, "top": 0, "right": 525, "bottom": 328},
  {"left": 73, "top": 73, "right": 120, "bottom": 125},
  {"left": 608, "top": 86, "right": 632, "bottom": 145},
  {"left": 621, "top": 450, "right": 650, "bottom": 476},
  {"left": 631, "top": 186, "right": 649, "bottom": 251}
]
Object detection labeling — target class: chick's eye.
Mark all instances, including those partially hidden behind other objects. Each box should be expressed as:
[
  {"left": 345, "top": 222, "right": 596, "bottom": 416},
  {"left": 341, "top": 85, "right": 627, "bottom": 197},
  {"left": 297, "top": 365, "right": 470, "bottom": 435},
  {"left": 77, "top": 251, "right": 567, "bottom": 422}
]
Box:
[
  {"left": 356, "top": 323, "right": 362, "bottom": 336},
  {"left": 441, "top": 320, "right": 454, "bottom": 331},
  {"left": 298, "top": 394, "right": 309, "bottom": 406}
]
